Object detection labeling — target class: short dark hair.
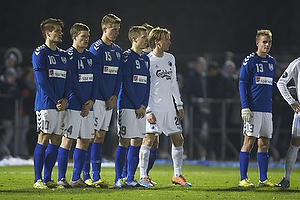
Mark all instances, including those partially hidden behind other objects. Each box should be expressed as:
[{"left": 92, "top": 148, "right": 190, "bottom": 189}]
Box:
[
  {"left": 40, "top": 18, "right": 64, "bottom": 39},
  {"left": 70, "top": 22, "right": 90, "bottom": 37}
]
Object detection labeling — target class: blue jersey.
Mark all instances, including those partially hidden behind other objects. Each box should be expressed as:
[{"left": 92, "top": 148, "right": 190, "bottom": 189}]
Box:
[
  {"left": 32, "top": 44, "right": 71, "bottom": 111},
  {"left": 89, "top": 39, "right": 123, "bottom": 101},
  {"left": 239, "top": 52, "right": 276, "bottom": 112},
  {"left": 66, "top": 47, "right": 98, "bottom": 111},
  {"left": 117, "top": 49, "right": 150, "bottom": 110}
]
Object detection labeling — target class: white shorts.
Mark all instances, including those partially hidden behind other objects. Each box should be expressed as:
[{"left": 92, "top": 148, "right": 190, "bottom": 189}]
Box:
[
  {"left": 146, "top": 110, "right": 182, "bottom": 136},
  {"left": 36, "top": 109, "right": 66, "bottom": 135},
  {"left": 117, "top": 109, "right": 146, "bottom": 139},
  {"left": 243, "top": 111, "right": 273, "bottom": 138},
  {"left": 291, "top": 113, "right": 300, "bottom": 138},
  {"left": 93, "top": 100, "right": 113, "bottom": 131},
  {"left": 64, "top": 110, "right": 94, "bottom": 139}
]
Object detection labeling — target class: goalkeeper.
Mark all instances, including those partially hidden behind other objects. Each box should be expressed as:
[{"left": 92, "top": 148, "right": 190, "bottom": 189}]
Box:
[{"left": 238, "top": 29, "right": 278, "bottom": 188}]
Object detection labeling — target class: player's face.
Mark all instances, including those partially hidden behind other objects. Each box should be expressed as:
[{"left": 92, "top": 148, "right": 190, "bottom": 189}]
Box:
[
  {"left": 75, "top": 30, "right": 90, "bottom": 49},
  {"left": 256, "top": 35, "right": 272, "bottom": 56},
  {"left": 104, "top": 23, "right": 120, "bottom": 42},
  {"left": 136, "top": 30, "right": 148, "bottom": 50},
  {"left": 157, "top": 34, "right": 171, "bottom": 52},
  {"left": 48, "top": 25, "right": 63, "bottom": 44}
]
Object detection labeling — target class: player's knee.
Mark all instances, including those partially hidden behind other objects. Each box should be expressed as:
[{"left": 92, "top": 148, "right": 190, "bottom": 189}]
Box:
[
  {"left": 291, "top": 138, "right": 300, "bottom": 146},
  {"left": 94, "top": 130, "right": 106, "bottom": 143},
  {"left": 142, "top": 134, "right": 155, "bottom": 147},
  {"left": 171, "top": 133, "right": 184, "bottom": 147},
  {"left": 50, "top": 134, "right": 62, "bottom": 146},
  {"left": 119, "top": 138, "right": 130, "bottom": 147},
  {"left": 37, "top": 131, "right": 50, "bottom": 146}
]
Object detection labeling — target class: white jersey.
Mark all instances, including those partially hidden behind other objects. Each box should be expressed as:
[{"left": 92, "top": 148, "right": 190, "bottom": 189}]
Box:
[
  {"left": 277, "top": 57, "right": 300, "bottom": 105},
  {"left": 147, "top": 52, "right": 183, "bottom": 113}
]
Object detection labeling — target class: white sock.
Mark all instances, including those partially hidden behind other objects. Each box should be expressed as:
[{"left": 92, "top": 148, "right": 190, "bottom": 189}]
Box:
[
  {"left": 172, "top": 145, "right": 183, "bottom": 178},
  {"left": 139, "top": 145, "right": 150, "bottom": 179},
  {"left": 284, "top": 144, "right": 300, "bottom": 181}
]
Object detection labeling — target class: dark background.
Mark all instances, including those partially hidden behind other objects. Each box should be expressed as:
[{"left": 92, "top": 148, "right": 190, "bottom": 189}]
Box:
[{"left": 1, "top": 0, "right": 300, "bottom": 72}]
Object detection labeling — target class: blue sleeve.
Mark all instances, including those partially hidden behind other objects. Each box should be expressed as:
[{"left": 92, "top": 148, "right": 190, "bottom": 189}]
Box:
[
  {"left": 91, "top": 67, "right": 98, "bottom": 102},
  {"left": 238, "top": 60, "right": 250, "bottom": 109},
  {"left": 34, "top": 68, "right": 59, "bottom": 104},
  {"left": 122, "top": 59, "right": 141, "bottom": 109},
  {"left": 113, "top": 58, "right": 123, "bottom": 97},
  {"left": 63, "top": 68, "right": 72, "bottom": 100}
]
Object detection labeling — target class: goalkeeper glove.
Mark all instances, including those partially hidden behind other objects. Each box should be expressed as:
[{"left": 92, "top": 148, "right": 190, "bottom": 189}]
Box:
[{"left": 241, "top": 108, "right": 253, "bottom": 122}]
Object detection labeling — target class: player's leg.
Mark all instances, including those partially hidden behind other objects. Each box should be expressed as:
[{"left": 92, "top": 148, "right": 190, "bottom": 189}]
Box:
[
  {"left": 126, "top": 138, "right": 142, "bottom": 184},
  {"left": 139, "top": 133, "right": 155, "bottom": 187},
  {"left": 279, "top": 137, "right": 300, "bottom": 188},
  {"left": 239, "top": 134, "right": 256, "bottom": 187},
  {"left": 91, "top": 129, "right": 106, "bottom": 182},
  {"left": 43, "top": 134, "right": 62, "bottom": 185},
  {"left": 70, "top": 139, "right": 90, "bottom": 188},
  {"left": 57, "top": 136, "right": 73, "bottom": 188},
  {"left": 114, "top": 137, "right": 129, "bottom": 187},
  {"left": 147, "top": 135, "right": 159, "bottom": 176},
  {"left": 33, "top": 131, "right": 50, "bottom": 188},
  {"left": 82, "top": 140, "right": 92, "bottom": 182}
]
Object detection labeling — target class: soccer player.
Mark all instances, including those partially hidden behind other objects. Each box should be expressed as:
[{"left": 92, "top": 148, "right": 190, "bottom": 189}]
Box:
[
  {"left": 139, "top": 27, "right": 191, "bottom": 187},
  {"left": 56, "top": 22, "right": 98, "bottom": 188},
  {"left": 277, "top": 58, "right": 300, "bottom": 188},
  {"left": 114, "top": 26, "right": 150, "bottom": 188},
  {"left": 238, "top": 29, "right": 277, "bottom": 187},
  {"left": 82, "top": 13, "right": 123, "bottom": 187},
  {"left": 32, "top": 18, "right": 71, "bottom": 189}
]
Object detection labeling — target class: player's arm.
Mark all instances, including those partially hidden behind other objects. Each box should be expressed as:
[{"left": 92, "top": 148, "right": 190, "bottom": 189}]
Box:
[
  {"left": 238, "top": 59, "right": 253, "bottom": 122},
  {"left": 170, "top": 61, "right": 184, "bottom": 120},
  {"left": 277, "top": 59, "right": 299, "bottom": 111},
  {"left": 33, "top": 53, "right": 59, "bottom": 104}
]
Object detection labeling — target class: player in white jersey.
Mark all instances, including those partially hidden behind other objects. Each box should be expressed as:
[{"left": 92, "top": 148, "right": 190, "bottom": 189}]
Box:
[
  {"left": 56, "top": 23, "right": 98, "bottom": 188},
  {"left": 31, "top": 18, "right": 70, "bottom": 189},
  {"left": 238, "top": 30, "right": 278, "bottom": 188},
  {"left": 277, "top": 57, "right": 300, "bottom": 188},
  {"left": 139, "top": 27, "right": 191, "bottom": 187},
  {"left": 113, "top": 26, "right": 150, "bottom": 188}
]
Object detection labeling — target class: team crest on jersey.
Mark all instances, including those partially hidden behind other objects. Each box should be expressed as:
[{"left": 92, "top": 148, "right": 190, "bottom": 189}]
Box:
[
  {"left": 282, "top": 71, "right": 288, "bottom": 78},
  {"left": 168, "top": 61, "right": 172, "bottom": 66},
  {"left": 87, "top": 59, "right": 93, "bottom": 66},
  {"left": 60, "top": 57, "right": 67, "bottom": 64},
  {"left": 268, "top": 63, "right": 274, "bottom": 71},
  {"left": 116, "top": 52, "right": 121, "bottom": 60}
]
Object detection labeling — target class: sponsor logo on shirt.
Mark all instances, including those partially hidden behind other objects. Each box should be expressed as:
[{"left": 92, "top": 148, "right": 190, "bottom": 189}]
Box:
[
  {"left": 156, "top": 69, "right": 172, "bottom": 80},
  {"left": 255, "top": 76, "right": 273, "bottom": 85},
  {"left": 133, "top": 75, "right": 147, "bottom": 84},
  {"left": 49, "top": 69, "right": 66, "bottom": 79},
  {"left": 103, "top": 66, "right": 119, "bottom": 74},
  {"left": 78, "top": 74, "right": 93, "bottom": 82}
]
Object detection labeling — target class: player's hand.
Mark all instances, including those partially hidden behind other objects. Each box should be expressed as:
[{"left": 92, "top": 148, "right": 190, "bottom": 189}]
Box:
[
  {"left": 241, "top": 108, "right": 253, "bottom": 122},
  {"left": 56, "top": 98, "right": 68, "bottom": 111},
  {"left": 291, "top": 101, "right": 300, "bottom": 114},
  {"left": 81, "top": 100, "right": 94, "bottom": 117},
  {"left": 147, "top": 113, "right": 157, "bottom": 124},
  {"left": 105, "top": 95, "right": 117, "bottom": 110},
  {"left": 177, "top": 109, "right": 184, "bottom": 121},
  {"left": 135, "top": 104, "right": 146, "bottom": 119}
]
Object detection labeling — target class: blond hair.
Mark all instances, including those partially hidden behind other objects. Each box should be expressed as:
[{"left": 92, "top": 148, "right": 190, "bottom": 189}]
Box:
[
  {"left": 128, "top": 26, "right": 147, "bottom": 42},
  {"left": 148, "top": 27, "right": 170, "bottom": 49},
  {"left": 101, "top": 13, "right": 121, "bottom": 28},
  {"left": 256, "top": 29, "right": 272, "bottom": 41}
]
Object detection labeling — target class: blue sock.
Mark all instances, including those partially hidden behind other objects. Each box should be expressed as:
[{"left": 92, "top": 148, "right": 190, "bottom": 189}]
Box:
[
  {"left": 82, "top": 143, "right": 92, "bottom": 181},
  {"left": 43, "top": 143, "right": 59, "bottom": 183},
  {"left": 257, "top": 152, "right": 269, "bottom": 182},
  {"left": 91, "top": 142, "right": 102, "bottom": 182},
  {"left": 127, "top": 145, "right": 140, "bottom": 182},
  {"left": 33, "top": 143, "right": 47, "bottom": 183},
  {"left": 239, "top": 151, "right": 250, "bottom": 181},
  {"left": 72, "top": 148, "right": 87, "bottom": 182},
  {"left": 147, "top": 149, "right": 158, "bottom": 176},
  {"left": 122, "top": 148, "right": 128, "bottom": 179},
  {"left": 114, "top": 145, "right": 127, "bottom": 183},
  {"left": 57, "top": 147, "right": 70, "bottom": 181}
]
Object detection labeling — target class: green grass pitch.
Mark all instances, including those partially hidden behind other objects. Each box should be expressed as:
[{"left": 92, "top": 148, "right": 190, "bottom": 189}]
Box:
[{"left": 0, "top": 164, "right": 299, "bottom": 199}]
